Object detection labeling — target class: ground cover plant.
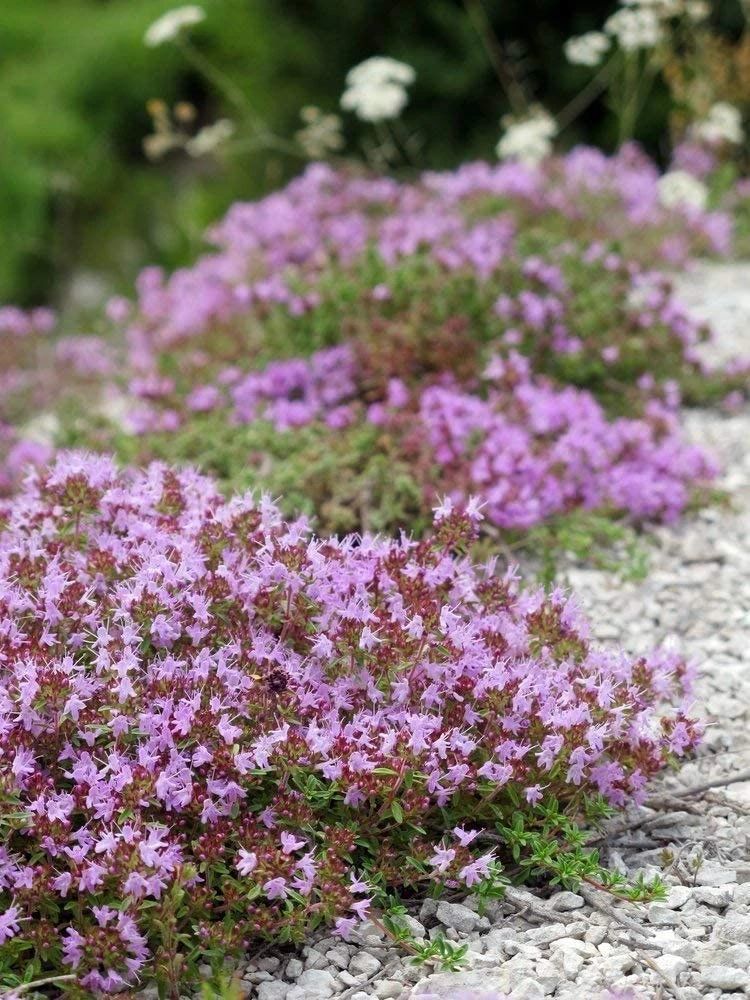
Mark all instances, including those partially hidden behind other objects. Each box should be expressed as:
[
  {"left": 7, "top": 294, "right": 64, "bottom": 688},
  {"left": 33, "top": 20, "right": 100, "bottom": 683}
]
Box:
[
  {"left": 32, "top": 146, "right": 742, "bottom": 546},
  {"left": 0, "top": 453, "right": 700, "bottom": 994}
]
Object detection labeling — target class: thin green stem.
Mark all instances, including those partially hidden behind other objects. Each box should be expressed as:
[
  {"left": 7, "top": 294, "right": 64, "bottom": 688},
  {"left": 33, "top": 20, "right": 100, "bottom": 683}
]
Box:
[
  {"left": 556, "top": 59, "right": 614, "bottom": 133},
  {"left": 618, "top": 52, "right": 640, "bottom": 144},
  {"left": 6, "top": 975, "right": 77, "bottom": 995},
  {"left": 462, "top": 0, "right": 528, "bottom": 115},
  {"left": 177, "top": 38, "right": 265, "bottom": 134}
]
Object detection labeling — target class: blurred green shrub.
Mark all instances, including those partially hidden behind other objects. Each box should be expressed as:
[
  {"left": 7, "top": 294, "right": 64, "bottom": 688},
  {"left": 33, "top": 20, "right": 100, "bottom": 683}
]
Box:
[
  {"left": 0, "top": 0, "right": 307, "bottom": 304},
  {"left": 0, "top": 0, "right": 744, "bottom": 304}
]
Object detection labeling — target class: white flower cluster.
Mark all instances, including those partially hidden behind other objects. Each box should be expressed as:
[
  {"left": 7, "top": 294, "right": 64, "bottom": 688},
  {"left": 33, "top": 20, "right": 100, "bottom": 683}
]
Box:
[
  {"left": 564, "top": 31, "right": 610, "bottom": 67},
  {"left": 185, "top": 119, "right": 235, "bottom": 157},
  {"left": 296, "top": 107, "right": 345, "bottom": 158},
  {"left": 604, "top": 6, "right": 663, "bottom": 51},
  {"left": 340, "top": 57, "right": 416, "bottom": 123},
  {"left": 144, "top": 5, "right": 205, "bottom": 47},
  {"left": 658, "top": 169, "right": 708, "bottom": 211},
  {"left": 694, "top": 102, "right": 744, "bottom": 147},
  {"left": 686, "top": 0, "right": 710, "bottom": 19},
  {"left": 496, "top": 110, "right": 557, "bottom": 167}
]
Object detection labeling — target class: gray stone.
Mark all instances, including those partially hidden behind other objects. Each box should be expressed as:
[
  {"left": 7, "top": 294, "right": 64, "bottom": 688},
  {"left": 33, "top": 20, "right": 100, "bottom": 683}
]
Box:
[
  {"left": 373, "top": 980, "right": 403, "bottom": 999},
  {"left": 722, "top": 914, "right": 750, "bottom": 945},
  {"left": 257, "top": 957, "right": 282, "bottom": 973},
  {"left": 695, "top": 865, "right": 738, "bottom": 887},
  {"left": 257, "top": 984, "right": 290, "bottom": 1000},
  {"left": 302, "top": 948, "right": 329, "bottom": 971},
  {"left": 293, "top": 969, "right": 337, "bottom": 998},
  {"left": 553, "top": 947, "right": 586, "bottom": 979},
  {"left": 661, "top": 884, "right": 693, "bottom": 909},
  {"left": 524, "top": 922, "right": 571, "bottom": 945},
  {"left": 550, "top": 937, "right": 597, "bottom": 958},
  {"left": 722, "top": 944, "right": 750, "bottom": 969},
  {"left": 549, "top": 891, "right": 585, "bottom": 911},
  {"left": 700, "top": 966, "right": 749, "bottom": 991},
  {"left": 653, "top": 954, "right": 688, "bottom": 981},
  {"left": 584, "top": 926, "right": 608, "bottom": 946},
  {"left": 512, "top": 980, "right": 546, "bottom": 999},
  {"left": 435, "top": 901, "right": 486, "bottom": 933},
  {"left": 412, "top": 971, "right": 513, "bottom": 997},
  {"left": 324, "top": 946, "right": 350, "bottom": 969},
  {"left": 244, "top": 971, "right": 273, "bottom": 984},
  {"left": 531, "top": 957, "right": 563, "bottom": 994},
  {"left": 348, "top": 952, "right": 382, "bottom": 978},
  {"left": 695, "top": 886, "right": 735, "bottom": 908},
  {"left": 599, "top": 952, "right": 635, "bottom": 975},
  {"left": 400, "top": 914, "right": 427, "bottom": 939},
  {"left": 648, "top": 903, "right": 682, "bottom": 925},
  {"left": 285, "top": 959, "right": 304, "bottom": 980}
]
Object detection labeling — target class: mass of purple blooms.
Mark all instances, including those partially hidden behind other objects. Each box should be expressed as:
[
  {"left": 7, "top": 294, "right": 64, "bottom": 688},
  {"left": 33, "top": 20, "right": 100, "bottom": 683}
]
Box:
[
  {"left": 0, "top": 453, "right": 700, "bottom": 990},
  {"left": 1, "top": 146, "right": 745, "bottom": 540},
  {"left": 0, "top": 140, "right": 746, "bottom": 991}
]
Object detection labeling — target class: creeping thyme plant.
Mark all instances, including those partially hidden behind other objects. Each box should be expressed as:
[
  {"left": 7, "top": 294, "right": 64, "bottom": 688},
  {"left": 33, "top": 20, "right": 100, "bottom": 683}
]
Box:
[
  {"left": 45, "top": 149, "right": 742, "bottom": 543},
  {"left": 0, "top": 454, "right": 699, "bottom": 993},
  {"left": 2, "top": 5, "right": 750, "bottom": 993}
]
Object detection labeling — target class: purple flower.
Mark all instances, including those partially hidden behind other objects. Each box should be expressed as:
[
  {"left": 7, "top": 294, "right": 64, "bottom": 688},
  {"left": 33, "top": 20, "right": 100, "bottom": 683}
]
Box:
[
  {"left": 236, "top": 849, "right": 258, "bottom": 875},
  {"left": 263, "top": 877, "right": 289, "bottom": 901},
  {"left": 280, "top": 832, "right": 306, "bottom": 855},
  {"left": 0, "top": 904, "right": 22, "bottom": 944}
]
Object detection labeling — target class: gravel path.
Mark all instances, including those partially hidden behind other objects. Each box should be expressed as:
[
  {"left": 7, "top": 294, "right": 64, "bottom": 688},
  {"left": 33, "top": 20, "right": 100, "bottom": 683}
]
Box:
[{"left": 216, "top": 263, "right": 750, "bottom": 1000}]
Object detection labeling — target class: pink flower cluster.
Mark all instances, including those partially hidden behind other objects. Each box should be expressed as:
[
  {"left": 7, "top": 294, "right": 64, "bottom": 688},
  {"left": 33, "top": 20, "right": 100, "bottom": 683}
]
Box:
[
  {"left": 55, "top": 148, "right": 729, "bottom": 535},
  {"left": 408, "top": 354, "right": 717, "bottom": 529},
  {"left": 122, "top": 147, "right": 727, "bottom": 391},
  {"left": 0, "top": 307, "right": 119, "bottom": 495},
  {"left": 0, "top": 454, "right": 699, "bottom": 990}
]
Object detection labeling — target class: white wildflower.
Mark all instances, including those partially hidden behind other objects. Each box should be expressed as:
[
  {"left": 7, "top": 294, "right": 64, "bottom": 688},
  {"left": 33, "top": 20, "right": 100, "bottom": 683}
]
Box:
[
  {"left": 340, "top": 56, "right": 415, "bottom": 122},
  {"left": 686, "top": 0, "right": 709, "bottom": 19},
  {"left": 296, "top": 107, "right": 345, "bottom": 158},
  {"left": 185, "top": 118, "right": 235, "bottom": 157},
  {"left": 605, "top": 7, "right": 662, "bottom": 50},
  {"left": 144, "top": 5, "right": 205, "bottom": 47},
  {"left": 345, "top": 57, "right": 416, "bottom": 88},
  {"left": 658, "top": 170, "right": 708, "bottom": 211},
  {"left": 693, "top": 102, "right": 744, "bottom": 146},
  {"left": 496, "top": 110, "right": 557, "bottom": 167},
  {"left": 565, "top": 31, "right": 611, "bottom": 67}
]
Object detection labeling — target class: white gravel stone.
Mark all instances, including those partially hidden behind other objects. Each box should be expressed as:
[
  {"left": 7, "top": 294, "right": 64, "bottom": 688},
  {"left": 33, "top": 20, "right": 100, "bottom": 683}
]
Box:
[
  {"left": 700, "top": 965, "right": 749, "bottom": 991},
  {"left": 549, "top": 891, "right": 585, "bottom": 911},
  {"left": 654, "top": 953, "right": 689, "bottom": 980},
  {"left": 257, "top": 984, "right": 289, "bottom": 1000},
  {"left": 435, "top": 901, "right": 486, "bottom": 933},
  {"left": 723, "top": 914, "right": 750, "bottom": 945},
  {"left": 348, "top": 952, "right": 382, "bottom": 978},
  {"left": 293, "top": 969, "right": 337, "bottom": 998},
  {"left": 400, "top": 914, "right": 427, "bottom": 939},
  {"left": 324, "top": 946, "right": 350, "bottom": 970},
  {"left": 373, "top": 980, "right": 403, "bottom": 999},
  {"left": 696, "top": 866, "right": 739, "bottom": 887},
  {"left": 285, "top": 959, "right": 304, "bottom": 980},
  {"left": 512, "top": 980, "right": 546, "bottom": 999},
  {"left": 662, "top": 885, "right": 694, "bottom": 909}
]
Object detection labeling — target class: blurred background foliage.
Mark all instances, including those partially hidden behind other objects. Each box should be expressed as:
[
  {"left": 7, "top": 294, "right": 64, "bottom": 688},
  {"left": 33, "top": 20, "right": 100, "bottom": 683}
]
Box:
[{"left": 0, "top": 0, "right": 746, "bottom": 306}]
